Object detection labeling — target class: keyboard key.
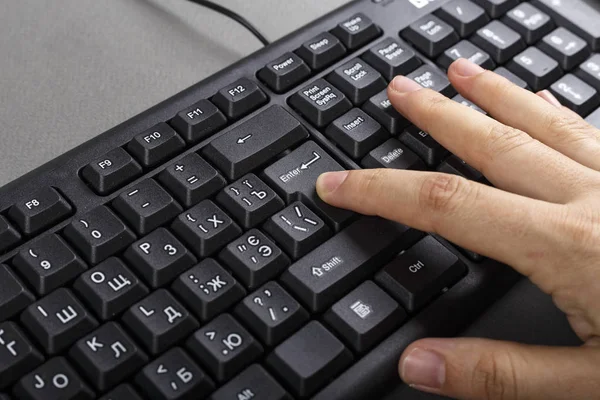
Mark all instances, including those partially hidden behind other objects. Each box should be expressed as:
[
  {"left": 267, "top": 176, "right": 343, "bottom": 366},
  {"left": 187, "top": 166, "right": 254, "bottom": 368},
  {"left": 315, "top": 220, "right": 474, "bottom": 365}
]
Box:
[
  {"left": 549, "top": 74, "right": 600, "bottom": 116},
  {"left": 69, "top": 322, "right": 148, "bottom": 391},
  {"left": 502, "top": 3, "right": 553, "bottom": 45},
  {"left": 473, "top": 0, "right": 519, "bottom": 18},
  {"left": 219, "top": 229, "right": 290, "bottom": 289},
  {"left": 172, "top": 200, "right": 241, "bottom": 258},
  {"left": 170, "top": 99, "right": 227, "bottom": 144},
  {"left": 216, "top": 173, "right": 284, "bottom": 229},
  {"left": 324, "top": 280, "right": 406, "bottom": 353},
  {"left": 124, "top": 228, "right": 196, "bottom": 288},
  {"left": 407, "top": 64, "right": 456, "bottom": 97},
  {"left": 122, "top": 289, "right": 198, "bottom": 355},
  {"left": 289, "top": 79, "right": 352, "bottom": 127},
  {"left": 0, "top": 216, "right": 20, "bottom": 253},
  {"left": 362, "top": 138, "right": 426, "bottom": 170},
  {"left": 494, "top": 66, "right": 529, "bottom": 89},
  {"left": 81, "top": 147, "right": 142, "bottom": 196},
  {"left": 172, "top": 259, "right": 246, "bottom": 321},
  {"left": 258, "top": 52, "right": 311, "bottom": 93},
  {"left": 331, "top": 13, "right": 381, "bottom": 50},
  {"left": 0, "top": 264, "right": 34, "bottom": 320},
  {"left": 0, "top": 322, "right": 43, "bottom": 389},
  {"left": 296, "top": 32, "right": 346, "bottom": 70},
  {"left": 507, "top": 46, "right": 562, "bottom": 91},
  {"left": 202, "top": 105, "right": 308, "bottom": 180},
  {"left": 21, "top": 288, "right": 98, "bottom": 354},
  {"left": 99, "top": 384, "right": 143, "bottom": 400},
  {"left": 212, "top": 78, "right": 268, "bottom": 120},
  {"left": 576, "top": 54, "right": 600, "bottom": 91},
  {"left": 325, "top": 108, "right": 388, "bottom": 159},
  {"left": 363, "top": 89, "right": 409, "bottom": 134},
  {"left": 376, "top": 236, "right": 467, "bottom": 311},
  {"left": 266, "top": 321, "right": 353, "bottom": 398},
  {"left": 73, "top": 258, "right": 149, "bottom": 320},
  {"left": 585, "top": 107, "right": 600, "bottom": 128},
  {"left": 328, "top": 58, "right": 387, "bottom": 105},
  {"left": 401, "top": 14, "right": 459, "bottom": 58},
  {"left": 13, "top": 357, "right": 94, "bottom": 400},
  {"left": 399, "top": 125, "right": 449, "bottom": 168},
  {"left": 362, "top": 37, "right": 421, "bottom": 81},
  {"left": 538, "top": 27, "right": 590, "bottom": 71},
  {"left": 135, "top": 348, "right": 214, "bottom": 400},
  {"left": 127, "top": 123, "right": 186, "bottom": 168},
  {"left": 264, "top": 202, "right": 331, "bottom": 260},
  {"left": 186, "top": 314, "right": 263, "bottom": 382},
  {"left": 472, "top": 20, "right": 525, "bottom": 64},
  {"left": 438, "top": 155, "right": 484, "bottom": 181},
  {"left": 235, "top": 281, "right": 309, "bottom": 346},
  {"left": 435, "top": 0, "right": 490, "bottom": 38},
  {"left": 8, "top": 187, "right": 72, "bottom": 236},
  {"left": 438, "top": 40, "right": 495, "bottom": 70},
  {"left": 263, "top": 141, "right": 355, "bottom": 231},
  {"left": 280, "top": 216, "right": 420, "bottom": 312},
  {"left": 209, "top": 364, "right": 292, "bottom": 400},
  {"left": 453, "top": 94, "right": 486, "bottom": 114},
  {"left": 63, "top": 206, "right": 136, "bottom": 264}
]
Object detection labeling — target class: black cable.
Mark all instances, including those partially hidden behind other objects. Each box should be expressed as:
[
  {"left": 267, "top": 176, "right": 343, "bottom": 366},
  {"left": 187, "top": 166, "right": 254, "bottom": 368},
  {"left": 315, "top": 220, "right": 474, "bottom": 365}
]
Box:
[{"left": 186, "top": 0, "right": 270, "bottom": 46}]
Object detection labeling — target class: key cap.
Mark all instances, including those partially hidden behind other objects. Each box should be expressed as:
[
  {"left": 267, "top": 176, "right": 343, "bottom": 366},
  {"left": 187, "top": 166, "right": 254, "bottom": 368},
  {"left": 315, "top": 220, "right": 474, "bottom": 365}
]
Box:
[
  {"left": 331, "top": 13, "right": 381, "bottom": 50},
  {"left": 325, "top": 108, "right": 388, "bottom": 159},
  {"left": 472, "top": 20, "right": 526, "bottom": 64},
  {"left": 216, "top": 173, "right": 284, "bottom": 229},
  {"left": 266, "top": 321, "right": 353, "bottom": 398},
  {"left": 549, "top": 74, "right": 600, "bottom": 116},
  {"left": 538, "top": 28, "right": 590, "bottom": 71},
  {"left": 81, "top": 147, "right": 142, "bottom": 196},
  {"left": 435, "top": 0, "right": 490, "bottom": 38},
  {"left": 280, "top": 216, "right": 421, "bottom": 312},
  {"left": 21, "top": 288, "right": 98, "bottom": 354},
  {"left": 258, "top": 52, "right": 311, "bottom": 93},
  {"left": 13, "top": 357, "right": 94, "bottom": 400},
  {"left": 0, "top": 216, "right": 20, "bottom": 253},
  {"left": 399, "top": 125, "right": 449, "bottom": 168},
  {"left": 263, "top": 141, "right": 354, "bottom": 231},
  {"left": 296, "top": 32, "right": 346, "bottom": 70},
  {"left": 212, "top": 78, "right": 268, "bottom": 120},
  {"left": 124, "top": 228, "right": 196, "bottom": 288},
  {"left": 135, "top": 348, "right": 214, "bottom": 400},
  {"left": 219, "top": 229, "right": 290, "bottom": 289},
  {"left": 407, "top": 64, "right": 457, "bottom": 97},
  {"left": 14, "top": 235, "right": 86, "bottom": 296},
  {"left": 361, "top": 138, "right": 425, "bottom": 170},
  {"left": 437, "top": 40, "right": 495, "bottom": 70},
  {"left": 171, "top": 200, "right": 241, "bottom": 258},
  {"left": 507, "top": 46, "right": 562, "bottom": 91},
  {"left": 202, "top": 105, "right": 308, "bottom": 180},
  {"left": 438, "top": 155, "right": 484, "bottom": 181},
  {"left": 453, "top": 94, "right": 486, "bottom": 114},
  {"left": 289, "top": 79, "right": 352, "bottom": 128},
  {"left": 170, "top": 99, "right": 227, "bottom": 144},
  {"left": 376, "top": 236, "right": 467, "bottom": 311},
  {"left": 324, "top": 280, "right": 406, "bottom": 353},
  {"left": 494, "top": 66, "right": 529, "bottom": 89},
  {"left": 209, "top": 364, "right": 292, "bottom": 400},
  {"left": 401, "top": 14, "right": 459, "bottom": 58},
  {"left": 586, "top": 107, "right": 600, "bottom": 129},
  {"left": 172, "top": 259, "right": 246, "bottom": 321},
  {"left": 73, "top": 257, "right": 149, "bottom": 320},
  {"left": 327, "top": 58, "right": 387, "bottom": 105},
  {"left": 63, "top": 206, "right": 136, "bottom": 264},
  {"left": 363, "top": 89, "right": 409, "bottom": 134},
  {"left": 576, "top": 54, "right": 600, "bottom": 91},
  {"left": 127, "top": 123, "right": 186, "bottom": 168},
  {"left": 99, "top": 384, "right": 144, "bottom": 400},
  {"left": 69, "top": 322, "right": 148, "bottom": 391},
  {"left": 502, "top": 3, "right": 553, "bottom": 45},
  {"left": 235, "top": 281, "right": 309, "bottom": 346},
  {"left": 122, "top": 289, "right": 198, "bottom": 355},
  {"left": 0, "top": 264, "right": 34, "bottom": 320},
  {"left": 112, "top": 179, "right": 182, "bottom": 236},
  {"left": 0, "top": 322, "right": 43, "bottom": 389},
  {"left": 186, "top": 314, "right": 263, "bottom": 382},
  {"left": 8, "top": 187, "right": 72, "bottom": 236},
  {"left": 473, "top": 0, "right": 519, "bottom": 18},
  {"left": 362, "top": 37, "right": 421, "bottom": 81}
]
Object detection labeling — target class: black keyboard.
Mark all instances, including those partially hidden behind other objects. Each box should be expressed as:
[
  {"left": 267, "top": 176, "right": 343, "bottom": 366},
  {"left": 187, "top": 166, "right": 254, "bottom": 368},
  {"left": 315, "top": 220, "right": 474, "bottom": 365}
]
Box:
[{"left": 1, "top": 0, "right": 599, "bottom": 399}]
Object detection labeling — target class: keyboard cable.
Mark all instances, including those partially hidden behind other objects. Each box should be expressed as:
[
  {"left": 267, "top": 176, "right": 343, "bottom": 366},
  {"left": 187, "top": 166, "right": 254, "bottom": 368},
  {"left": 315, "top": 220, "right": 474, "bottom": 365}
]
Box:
[{"left": 186, "top": 0, "right": 271, "bottom": 46}]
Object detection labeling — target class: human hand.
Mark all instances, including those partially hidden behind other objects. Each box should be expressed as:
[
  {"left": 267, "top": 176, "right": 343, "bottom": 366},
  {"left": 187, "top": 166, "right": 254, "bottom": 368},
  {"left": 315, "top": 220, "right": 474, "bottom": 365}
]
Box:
[{"left": 316, "top": 58, "right": 600, "bottom": 400}]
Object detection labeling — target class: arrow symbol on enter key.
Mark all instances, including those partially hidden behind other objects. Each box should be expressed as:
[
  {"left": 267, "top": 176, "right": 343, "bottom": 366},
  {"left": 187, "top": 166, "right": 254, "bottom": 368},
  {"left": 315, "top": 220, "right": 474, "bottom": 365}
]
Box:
[
  {"left": 237, "top": 134, "right": 252, "bottom": 144},
  {"left": 300, "top": 152, "right": 321, "bottom": 170}
]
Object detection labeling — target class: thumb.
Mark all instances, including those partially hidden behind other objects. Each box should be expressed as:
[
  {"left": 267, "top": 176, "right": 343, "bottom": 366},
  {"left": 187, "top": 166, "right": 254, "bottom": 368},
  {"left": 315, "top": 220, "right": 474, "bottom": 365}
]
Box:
[{"left": 399, "top": 337, "right": 600, "bottom": 400}]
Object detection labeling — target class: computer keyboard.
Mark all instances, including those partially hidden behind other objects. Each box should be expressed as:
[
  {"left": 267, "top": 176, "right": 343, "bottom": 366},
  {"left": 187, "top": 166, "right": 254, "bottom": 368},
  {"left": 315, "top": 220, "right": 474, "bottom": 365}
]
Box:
[{"left": 1, "top": 0, "right": 599, "bottom": 398}]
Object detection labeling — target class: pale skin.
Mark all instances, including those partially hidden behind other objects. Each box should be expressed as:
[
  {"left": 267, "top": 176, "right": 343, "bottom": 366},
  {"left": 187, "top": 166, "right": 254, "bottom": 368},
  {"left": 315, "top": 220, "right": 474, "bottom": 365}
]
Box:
[{"left": 316, "top": 58, "right": 600, "bottom": 400}]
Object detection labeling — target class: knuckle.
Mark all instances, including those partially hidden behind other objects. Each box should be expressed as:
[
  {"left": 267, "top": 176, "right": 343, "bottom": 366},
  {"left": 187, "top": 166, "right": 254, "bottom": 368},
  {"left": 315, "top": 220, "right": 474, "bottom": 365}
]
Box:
[
  {"left": 409, "top": 90, "right": 449, "bottom": 131},
  {"left": 544, "top": 112, "right": 592, "bottom": 144},
  {"left": 353, "top": 169, "right": 388, "bottom": 210},
  {"left": 471, "top": 351, "right": 520, "bottom": 400},
  {"left": 418, "top": 173, "right": 471, "bottom": 217},
  {"left": 479, "top": 124, "right": 532, "bottom": 175},
  {"left": 555, "top": 207, "right": 600, "bottom": 251}
]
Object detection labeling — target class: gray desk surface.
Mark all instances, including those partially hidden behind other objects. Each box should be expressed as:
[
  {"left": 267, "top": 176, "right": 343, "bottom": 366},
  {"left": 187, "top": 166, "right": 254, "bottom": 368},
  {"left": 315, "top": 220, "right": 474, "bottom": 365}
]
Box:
[{"left": 0, "top": 0, "right": 580, "bottom": 398}]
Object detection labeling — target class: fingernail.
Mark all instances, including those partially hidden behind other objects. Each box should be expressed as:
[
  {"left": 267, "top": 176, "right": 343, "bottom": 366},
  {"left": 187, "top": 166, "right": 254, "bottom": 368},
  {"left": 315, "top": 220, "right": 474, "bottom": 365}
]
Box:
[
  {"left": 401, "top": 348, "right": 446, "bottom": 390},
  {"left": 537, "top": 90, "right": 562, "bottom": 108},
  {"left": 453, "top": 58, "right": 485, "bottom": 77},
  {"left": 390, "top": 76, "right": 423, "bottom": 93},
  {"left": 317, "top": 171, "right": 349, "bottom": 195}
]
